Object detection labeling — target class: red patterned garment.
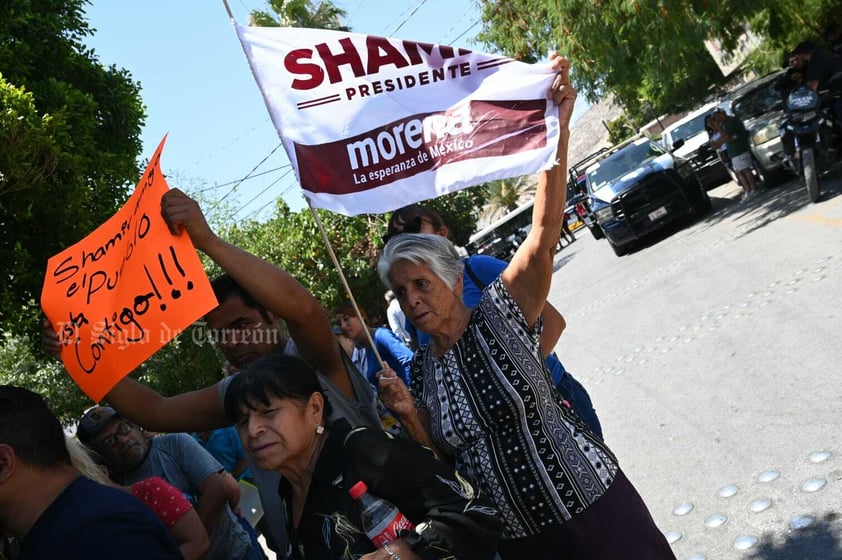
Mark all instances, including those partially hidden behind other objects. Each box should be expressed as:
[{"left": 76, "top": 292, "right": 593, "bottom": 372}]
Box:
[{"left": 131, "top": 476, "right": 192, "bottom": 528}]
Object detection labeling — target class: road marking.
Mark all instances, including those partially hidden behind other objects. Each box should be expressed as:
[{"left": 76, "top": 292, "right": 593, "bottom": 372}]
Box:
[{"left": 786, "top": 214, "right": 842, "bottom": 227}]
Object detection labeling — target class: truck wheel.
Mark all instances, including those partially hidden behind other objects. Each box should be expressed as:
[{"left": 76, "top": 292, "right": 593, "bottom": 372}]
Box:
[
  {"left": 609, "top": 239, "right": 627, "bottom": 256},
  {"left": 589, "top": 224, "right": 604, "bottom": 240},
  {"left": 695, "top": 189, "right": 712, "bottom": 215}
]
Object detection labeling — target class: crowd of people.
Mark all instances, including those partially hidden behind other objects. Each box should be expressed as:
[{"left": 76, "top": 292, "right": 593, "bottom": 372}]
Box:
[
  {"left": 2, "top": 55, "right": 679, "bottom": 559},
  {"left": 703, "top": 31, "right": 842, "bottom": 202}
]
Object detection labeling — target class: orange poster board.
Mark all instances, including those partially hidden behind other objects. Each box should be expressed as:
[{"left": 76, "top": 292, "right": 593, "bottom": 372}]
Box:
[{"left": 40, "top": 136, "right": 218, "bottom": 402}]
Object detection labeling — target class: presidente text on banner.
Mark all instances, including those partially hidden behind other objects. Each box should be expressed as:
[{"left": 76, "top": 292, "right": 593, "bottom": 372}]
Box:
[
  {"left": 234, "top": 25, "right": 561, "bottom": 216},
  {"left": 40, "top": 136, "right": 218, "bottom": 402}
]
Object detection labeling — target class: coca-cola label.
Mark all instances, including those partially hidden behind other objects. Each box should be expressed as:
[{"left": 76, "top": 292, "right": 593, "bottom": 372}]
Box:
[{"left": 369, "top": 512, "right": 414, "bottom": 547}]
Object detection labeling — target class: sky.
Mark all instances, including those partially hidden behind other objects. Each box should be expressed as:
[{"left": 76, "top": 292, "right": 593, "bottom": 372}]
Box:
[{"left": 82, "top": 0, "right": 586, "bottom": 220}]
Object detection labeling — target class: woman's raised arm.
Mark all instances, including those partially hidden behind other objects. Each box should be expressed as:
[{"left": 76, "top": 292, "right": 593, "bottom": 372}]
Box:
[{"left": 502, "top": 54, "right": 577, "bottom": 326}]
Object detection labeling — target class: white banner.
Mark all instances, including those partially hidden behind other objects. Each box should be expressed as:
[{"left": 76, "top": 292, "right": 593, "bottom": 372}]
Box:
[{"left": 234, "top": 25, "right": 560, "bottom": 216}]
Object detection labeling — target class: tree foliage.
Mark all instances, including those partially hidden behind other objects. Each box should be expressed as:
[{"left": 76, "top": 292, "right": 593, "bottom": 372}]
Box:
[
  {"left": 222, "top": 186, "right": 487, "bottom": 326},
  {"left": 0, "top": 77, "right": 60, "bottom": 197},
  {"left": 482, "top": 175, "right": 536, "bottom": 222},
  {"left": 0, "top": 0, "right": 147, "bottom": 420},
  {"left": 0, "top": 325, "right": 224, "bottom": 426},
  {"left": 477, "top": 0, "right": 842, "bottom": 120},
  {"left": 250, "top": 0, "right": 350, "bottom": 30},
  {"left": 0, "top": 0, "right": 145, "bottom": 338}
]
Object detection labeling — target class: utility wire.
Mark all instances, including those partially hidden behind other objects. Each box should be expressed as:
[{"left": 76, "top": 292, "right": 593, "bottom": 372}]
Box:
[
  {"left": 346, "top": 0, "right": 366, "bottom": 23},
  {"left": 232, "top": 167, "right": 294, "bottom": 218},
  {"left": 183, "top": 118, "right": 271, "bottom": 172},
  {"left": 196, "top": 164, "right": 291, "bottom": 194},
  {"left": 438, "top": 6, "right": 473, "bottom": 45},
  {"left": 241, "top": 180, "right": 299, "bottom": 221},
  {"left": 389, "top": 0, "right": 429, "bottom": 36},
  {"left": 448, "top": 19, "right": 480, "bottom": 45},
  {"left": 210, "top": 142, "right": 284, "bottom": 212}
]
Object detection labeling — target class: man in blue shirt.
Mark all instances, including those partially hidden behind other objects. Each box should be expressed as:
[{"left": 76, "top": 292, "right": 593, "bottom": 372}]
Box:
[{"left": 0, "top": 385, "right": 181, "bottom": 559}]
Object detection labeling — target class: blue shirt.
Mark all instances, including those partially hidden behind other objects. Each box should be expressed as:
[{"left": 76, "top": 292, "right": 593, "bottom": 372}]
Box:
[
  {"left": 193, "top": 426, "right": 253, "bottom": 481},
  {"left": 20, "top": 476, "right": 182, "bottom": 560},
  {"left": 412, "top": 255, "right": 567, "bottom": 385},
  {"left": 365, "top": 327, "right": 414, "bottom": 387}
]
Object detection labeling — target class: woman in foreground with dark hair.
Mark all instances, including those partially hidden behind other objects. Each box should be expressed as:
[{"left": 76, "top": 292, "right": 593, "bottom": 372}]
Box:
[{"left": 223, "top": 353, "right": 501, "bottom": 560}]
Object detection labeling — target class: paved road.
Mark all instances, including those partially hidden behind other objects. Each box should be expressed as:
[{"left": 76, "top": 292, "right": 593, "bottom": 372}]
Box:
[{"left": 548, "top": 173, "right": 842, "bottom": 559}]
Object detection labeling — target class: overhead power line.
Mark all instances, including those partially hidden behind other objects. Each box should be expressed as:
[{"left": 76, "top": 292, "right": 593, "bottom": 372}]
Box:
[
  {"left": 197, "top": 164, "right": 291, "bottom": 194},
  {"left": 210, "top": 142, "right": 284, "bottom": 212},
  {"left": 232, "top": 167, "right": 294, "bottom": 218},
  {"left": 241, "top": 179, "right": 299, "bottom": 221},
  {"left": 387, "top": 0, "right": 429, "bottom": 37},
  {"left": 448, "top": 20, "right": 480, "bottom": 45},
  {"left": 437, "top": 6, "right": 473, "bottom": 45},
  {"left": 183, "top": 118, "right": 271, "bottom": 172}
]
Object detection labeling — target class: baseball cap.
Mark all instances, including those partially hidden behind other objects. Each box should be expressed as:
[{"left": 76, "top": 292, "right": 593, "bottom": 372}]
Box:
[{"left": 77, "top": 405, "right": 120, "bottom": 444}]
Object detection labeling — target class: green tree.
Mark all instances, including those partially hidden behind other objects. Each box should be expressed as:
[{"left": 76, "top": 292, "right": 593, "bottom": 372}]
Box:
[
  {"left": 0, "top": 0, "right": 145, "bottom": 336},
  {"left": 0, "top": 0, "right": 146, "bottom": 421},
  {"left": 476, "top": 0, "right": 842, "bottom": 119},
  {"left": 222, "top": 185, "right": 487, "bottom": 327},
  {"left": 481, "top": 175, "right": 536, "bottom": 224},
  {"left": 250, "top": 0, "right": 350, "bottom": 30},
  {"left": 0, "top": 77, "right": 60, "bottom": 197}
]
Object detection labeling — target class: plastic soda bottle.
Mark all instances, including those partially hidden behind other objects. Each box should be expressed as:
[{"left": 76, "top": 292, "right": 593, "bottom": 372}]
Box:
[{"left": 348, "top": 480, "right": 414, "bottom": 547}]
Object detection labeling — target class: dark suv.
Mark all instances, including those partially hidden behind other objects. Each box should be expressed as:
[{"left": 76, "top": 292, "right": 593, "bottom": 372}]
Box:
[{"left": 583, "top": 137, "right": 711, "bottom": 256}]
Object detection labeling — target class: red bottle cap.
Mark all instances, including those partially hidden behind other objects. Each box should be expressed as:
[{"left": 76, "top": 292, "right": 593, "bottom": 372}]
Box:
[{"left": 348, "top": 481, "right": 368, "bottom": 499}]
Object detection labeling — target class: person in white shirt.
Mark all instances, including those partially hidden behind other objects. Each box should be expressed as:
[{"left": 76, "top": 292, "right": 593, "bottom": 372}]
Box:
[{"left": 384, "top": 289, "right": 412, "bottom": 347}]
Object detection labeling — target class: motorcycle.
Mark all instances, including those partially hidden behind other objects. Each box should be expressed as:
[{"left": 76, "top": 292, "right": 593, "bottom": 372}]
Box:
[{"left": 779, "top": 85, "right": 841, "bottom": 202}]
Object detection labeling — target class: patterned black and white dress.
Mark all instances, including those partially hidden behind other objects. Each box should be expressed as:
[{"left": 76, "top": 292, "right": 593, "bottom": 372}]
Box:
[{"left": 411, "top": 278, "right": 618, "bottom": 539}]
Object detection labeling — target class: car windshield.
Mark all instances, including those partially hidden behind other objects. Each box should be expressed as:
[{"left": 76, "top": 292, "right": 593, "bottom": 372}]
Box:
[
  {"left": 664, "top": 113, "right": 709, "bottom": 149},
  {"left": 586, "top": 140, "right": 665, "bottom": 192},
  {"left": 731, "top": 80, "right": 782, "bottom": 119}
]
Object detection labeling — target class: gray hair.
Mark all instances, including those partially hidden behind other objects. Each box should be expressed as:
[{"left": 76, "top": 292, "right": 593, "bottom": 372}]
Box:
[{"left": 378, "top": 233, "right": 464, "bottom": 290}]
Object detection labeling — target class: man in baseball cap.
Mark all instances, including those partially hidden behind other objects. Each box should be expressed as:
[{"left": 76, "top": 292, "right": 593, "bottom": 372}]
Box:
[
  {"left": 77, "top": 406, "right": 149, "bottom": 475},
  {"left": 78, "top": 405, "right": 266, "bottom": 560}
]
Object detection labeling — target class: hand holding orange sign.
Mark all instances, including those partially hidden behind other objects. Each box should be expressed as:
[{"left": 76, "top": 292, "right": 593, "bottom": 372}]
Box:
[{"left": 40, "top": 136, "right": 217, "bottom": 402}]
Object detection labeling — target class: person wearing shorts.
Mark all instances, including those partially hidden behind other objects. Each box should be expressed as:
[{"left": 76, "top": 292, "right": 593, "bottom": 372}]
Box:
[{"left": 711, "top": 109, "right": 756, "bottom": 202}]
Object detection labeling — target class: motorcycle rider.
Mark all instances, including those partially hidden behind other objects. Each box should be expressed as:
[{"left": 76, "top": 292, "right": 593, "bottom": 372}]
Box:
[
  {"left": 775, "top": 51, "right": 808, "bottom": 167},
  {"left": 791, "top": 41, "right": 842, "bottom": 133},
  {"left": 791, "top": 41, "right": 842, "bottom": 92}
]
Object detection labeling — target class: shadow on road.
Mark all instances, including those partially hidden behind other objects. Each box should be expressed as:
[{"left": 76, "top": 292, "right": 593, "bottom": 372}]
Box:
[
  {"left": 571, "top": 171, "right": 842, "bottom": 258},
  {"left": 746, "top": 515, "right": 842, "bottom": 560},
  {"left": 552, "top": 248, "right": 577, "bottom": 271},
  {"left": 709, "top": 172, "right": 842, "bottom": 239}
]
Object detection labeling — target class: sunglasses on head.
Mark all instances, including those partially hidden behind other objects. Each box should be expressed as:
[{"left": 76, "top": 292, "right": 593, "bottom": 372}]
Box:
[{"left": 382, "top": 215, "right": 424, "bottom": 244}]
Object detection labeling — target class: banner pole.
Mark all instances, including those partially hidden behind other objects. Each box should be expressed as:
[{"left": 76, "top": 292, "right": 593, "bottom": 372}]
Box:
[
  {"left": 221, "top": 0, "right": 235, "bottom": 20},
  {"left": 306, "top": 201, "right": 387, "bottom": 370}
]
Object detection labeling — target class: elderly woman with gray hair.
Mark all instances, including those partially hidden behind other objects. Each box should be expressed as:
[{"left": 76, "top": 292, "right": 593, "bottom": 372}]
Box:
[{"left": 377, "top": 54, "right": 675, "bottom": 559}]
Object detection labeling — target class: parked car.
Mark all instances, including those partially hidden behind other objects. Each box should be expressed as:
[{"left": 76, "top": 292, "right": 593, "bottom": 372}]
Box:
[
  {"left": 721, "top": 69, "right": 789, "bottom": 183},
  {"left": 568, "top": 148, "right": 611, "bottom": 240},
  {"left": 661, "top": 101, "right": 731, "bottom": 190},
  {"left": 466, "top": 201, "right": 534, "bottom": 261},
  {"left": 584, "top": 136, "right": 711, "bottom": 256}
]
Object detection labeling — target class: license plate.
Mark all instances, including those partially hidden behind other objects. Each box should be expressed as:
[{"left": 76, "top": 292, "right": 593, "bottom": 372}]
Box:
[{"left": 648, "top": 206, "right": 667, "bottom": 221}]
